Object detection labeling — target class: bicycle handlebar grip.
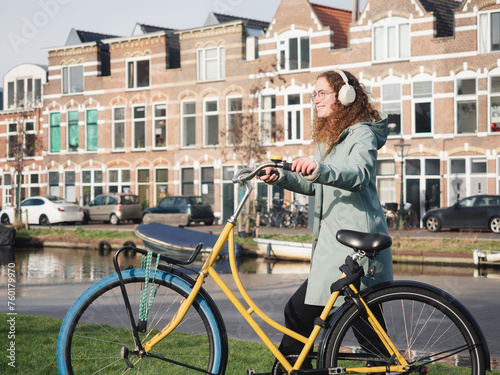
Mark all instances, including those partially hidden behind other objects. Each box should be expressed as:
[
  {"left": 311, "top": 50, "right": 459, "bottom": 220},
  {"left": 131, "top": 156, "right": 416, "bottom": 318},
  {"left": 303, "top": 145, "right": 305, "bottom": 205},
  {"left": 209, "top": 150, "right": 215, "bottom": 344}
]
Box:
[
  {"left": 283, "top": 162, "right": 292, "bottom": 171},
  {"left": 257, "top": 169, "right": 278, "bottom": 177}
]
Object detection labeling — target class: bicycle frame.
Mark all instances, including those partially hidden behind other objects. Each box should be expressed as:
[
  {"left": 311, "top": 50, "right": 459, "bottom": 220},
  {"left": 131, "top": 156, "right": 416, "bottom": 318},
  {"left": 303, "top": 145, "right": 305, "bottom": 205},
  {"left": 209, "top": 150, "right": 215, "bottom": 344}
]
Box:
[{"left": 123, "top": 159, "right": 411, "bottom": 374}]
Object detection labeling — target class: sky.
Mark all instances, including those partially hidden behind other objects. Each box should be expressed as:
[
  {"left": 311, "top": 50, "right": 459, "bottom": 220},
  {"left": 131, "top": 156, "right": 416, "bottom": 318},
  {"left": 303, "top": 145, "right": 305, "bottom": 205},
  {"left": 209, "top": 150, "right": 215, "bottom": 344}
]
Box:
[{"left": 0, "top": 0, "right": 368, "bottom": 87}]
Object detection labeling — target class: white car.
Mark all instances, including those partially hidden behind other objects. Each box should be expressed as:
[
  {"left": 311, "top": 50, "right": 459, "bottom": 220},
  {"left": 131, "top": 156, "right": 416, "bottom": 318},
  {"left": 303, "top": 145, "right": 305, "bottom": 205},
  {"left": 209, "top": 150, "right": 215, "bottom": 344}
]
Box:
[{"left": 0, "top": 196, "right": 84, "bottom": 226}]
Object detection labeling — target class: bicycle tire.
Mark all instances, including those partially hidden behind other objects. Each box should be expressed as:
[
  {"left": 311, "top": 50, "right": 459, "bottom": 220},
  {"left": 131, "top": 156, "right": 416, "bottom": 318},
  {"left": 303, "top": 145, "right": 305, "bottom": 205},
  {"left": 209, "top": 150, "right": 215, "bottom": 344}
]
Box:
[
  {"left": 404, "top": 209, "right": 418, "bottom": 230},
  {"left": 320, "top": 282, "right": 488, "bottom": 375},
  {"left": 57, "top": 268, "right": 228, "bottom": 374}
]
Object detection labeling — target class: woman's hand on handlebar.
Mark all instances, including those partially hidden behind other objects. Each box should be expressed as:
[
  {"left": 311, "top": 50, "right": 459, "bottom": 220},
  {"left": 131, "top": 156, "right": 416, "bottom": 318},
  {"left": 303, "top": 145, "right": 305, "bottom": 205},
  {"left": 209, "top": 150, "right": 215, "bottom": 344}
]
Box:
[
  {"left": 259, "top": 167, "right": 279, "bottom": 183},
  {"left": 292, "top": 158, "right": 317, "bottom": 176}
]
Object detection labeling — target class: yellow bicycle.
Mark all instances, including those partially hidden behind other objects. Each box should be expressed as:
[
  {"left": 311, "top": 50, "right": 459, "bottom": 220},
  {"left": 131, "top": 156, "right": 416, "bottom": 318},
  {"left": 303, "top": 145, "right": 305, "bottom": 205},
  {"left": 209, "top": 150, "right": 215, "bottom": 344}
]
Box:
[{"left": 57, "top": 157, "right": 490, "bottom": 374}]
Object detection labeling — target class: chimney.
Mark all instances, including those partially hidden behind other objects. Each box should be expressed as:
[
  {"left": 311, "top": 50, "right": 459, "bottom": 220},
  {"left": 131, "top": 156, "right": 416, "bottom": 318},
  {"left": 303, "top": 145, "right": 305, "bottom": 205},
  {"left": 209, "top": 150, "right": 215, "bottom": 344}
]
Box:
[{"left": 352, "top": 0, "right": 359, "bottom": 23}]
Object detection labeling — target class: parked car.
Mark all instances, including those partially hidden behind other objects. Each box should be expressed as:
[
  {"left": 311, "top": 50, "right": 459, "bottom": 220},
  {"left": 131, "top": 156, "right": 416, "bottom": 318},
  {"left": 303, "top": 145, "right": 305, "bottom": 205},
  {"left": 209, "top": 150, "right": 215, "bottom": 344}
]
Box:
[
  {"left": 423, "top": 195, "right": 500, "bottom": 233},
  {"left": 83, "top": 193, "right": 142, "bottom": 225},
  {"left": 143, "top": 196, "right": 215, "bottom": 226},
  {"left": 0, "top": 196, "right": 84, "bottom": 225}
]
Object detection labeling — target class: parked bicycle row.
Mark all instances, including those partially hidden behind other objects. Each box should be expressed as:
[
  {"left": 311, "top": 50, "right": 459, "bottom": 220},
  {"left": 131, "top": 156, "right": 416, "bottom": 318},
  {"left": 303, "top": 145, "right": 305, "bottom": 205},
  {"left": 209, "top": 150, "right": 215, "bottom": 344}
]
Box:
[{"left": 257, "top": 198, "right": 309, "bottom": 229}]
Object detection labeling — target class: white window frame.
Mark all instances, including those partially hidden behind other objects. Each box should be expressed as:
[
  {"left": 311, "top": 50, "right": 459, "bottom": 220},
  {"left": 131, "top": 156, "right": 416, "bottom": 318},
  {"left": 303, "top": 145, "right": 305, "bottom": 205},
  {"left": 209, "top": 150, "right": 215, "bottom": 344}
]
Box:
[
  {"left": 412, "top": 76, "right": 433, "bottom": 136},
  {"left": 112, "top": 106, "right": 126, "bottom": 151},
  {"left": 197, "top": 46, "right": 225, "bottom": 82},
  {"left": 7, "top": 122, "right": 18, "bottom": 160},
  {"left": 203, "top": 97, "right": 219, "bottom": 147},
  {"left": 132, "top": 105, "right": 146, "bottom": 150},
  {"left": 81, "top": 169, "right": 104, "bottom": 205},
  {"left": 372, "top": 17, "right": 410, "bottom": 62},
  {"left": 181, "top": 100, "right": 196, "bottom": 148},
  {"left": 62, "top": 64, "right": 84, "bottom": 95},
  {"left": 126, "top": 56, "right": 151, "bottom": 90},
  {"left": 108, "top": 168, "right": 131, "bottom": 194},
  {"left": 277, "top": 30, "right": 310, "bottom": 72},
  {"left": 226, "top": 96, "right": 243, "bottom": 146},
  {"left": 381, "top": 77, "right": 403, "bottom": 137},
  {"left": 259, "top": 89, "right": 277, "bottom": 145},
  {"left": 455, "top": 72, "right": 477, "bottom": 135},
  {"left": 448, "top": 156, "right": 488, "bottom": 204},
  {"left": 153, "top": 103, "right": 167, "bottom": 150},
  {"left": 7, "top": 77, "right": 43, "bottom": 109},
  {"left": 284, "top": 87, "right": 304, "bottom": 143},
  {"left": 478, "top": 10, "right": 500, "bottom": 54},
  {"left": 488, "top": 69, "right": 500, "bottom": 134},
  {"left": 154, "top": 167, "right": 168, "bottom": 206}
]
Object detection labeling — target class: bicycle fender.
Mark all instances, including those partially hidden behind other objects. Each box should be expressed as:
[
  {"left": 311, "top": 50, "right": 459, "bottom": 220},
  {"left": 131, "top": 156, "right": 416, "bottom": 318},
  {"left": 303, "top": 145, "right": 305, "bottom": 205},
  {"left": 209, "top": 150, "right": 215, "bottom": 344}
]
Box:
[{"left": 316, "top": 280, "right": 490, "bottom": 370}]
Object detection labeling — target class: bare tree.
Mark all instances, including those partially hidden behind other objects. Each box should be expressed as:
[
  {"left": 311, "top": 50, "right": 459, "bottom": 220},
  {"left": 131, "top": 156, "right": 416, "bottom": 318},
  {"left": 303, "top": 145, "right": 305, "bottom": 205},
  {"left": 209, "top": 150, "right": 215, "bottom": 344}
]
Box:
[
  {"left": 220, "top": 63, "right": 286, "bottom": 233},
  {"left": 7, "top": 106, "right": 42, "bottom": 225}
]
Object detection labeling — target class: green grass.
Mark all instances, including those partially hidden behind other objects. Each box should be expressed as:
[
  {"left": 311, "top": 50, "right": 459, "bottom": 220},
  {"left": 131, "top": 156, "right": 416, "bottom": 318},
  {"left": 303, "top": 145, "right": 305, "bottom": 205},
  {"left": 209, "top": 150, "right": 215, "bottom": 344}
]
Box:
[{"left": 0, "top": 313, "right": 275, "bottom": 374}]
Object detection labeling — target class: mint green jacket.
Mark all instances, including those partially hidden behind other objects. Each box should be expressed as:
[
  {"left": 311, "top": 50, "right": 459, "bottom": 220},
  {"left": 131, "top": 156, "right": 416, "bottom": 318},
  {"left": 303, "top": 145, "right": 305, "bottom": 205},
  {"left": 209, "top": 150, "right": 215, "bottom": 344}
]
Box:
[{"left": 275, "top": 113, "right": 393, "bottom": 306}]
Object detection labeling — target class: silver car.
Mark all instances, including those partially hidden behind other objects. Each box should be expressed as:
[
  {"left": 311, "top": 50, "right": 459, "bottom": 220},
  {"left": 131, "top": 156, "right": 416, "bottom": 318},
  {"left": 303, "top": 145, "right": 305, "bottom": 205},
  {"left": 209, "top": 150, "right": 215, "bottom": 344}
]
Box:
[{"left": 83, "top": 193, "right": 142, "bottom": 225}]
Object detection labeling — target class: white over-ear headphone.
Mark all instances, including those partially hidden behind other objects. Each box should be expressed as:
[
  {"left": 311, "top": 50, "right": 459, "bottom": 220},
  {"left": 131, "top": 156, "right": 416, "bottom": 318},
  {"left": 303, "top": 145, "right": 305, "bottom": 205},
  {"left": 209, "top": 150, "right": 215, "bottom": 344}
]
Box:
[{"left": 332, "top": 68, "right": 356, "bottom": 106}]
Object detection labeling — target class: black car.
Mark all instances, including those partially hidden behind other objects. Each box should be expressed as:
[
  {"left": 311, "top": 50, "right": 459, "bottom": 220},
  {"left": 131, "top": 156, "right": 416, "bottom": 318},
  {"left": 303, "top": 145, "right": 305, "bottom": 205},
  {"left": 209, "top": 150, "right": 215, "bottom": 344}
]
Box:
[
  {"left": 423, "top": 195, "right": 500, "bottom": 233},
  {"left": 143, "top": 196, "right": 215, "bottom": 226}
]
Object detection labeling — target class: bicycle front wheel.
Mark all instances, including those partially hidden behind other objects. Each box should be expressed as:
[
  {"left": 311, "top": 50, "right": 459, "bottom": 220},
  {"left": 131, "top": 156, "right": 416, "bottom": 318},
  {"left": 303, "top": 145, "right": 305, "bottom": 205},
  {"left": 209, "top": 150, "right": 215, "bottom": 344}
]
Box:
[
  {"left": 321, "top": 282, "right": 487, "bottom": 375},
  {"left": 57, "top": 268, "right": 228, "bottom": 374}
]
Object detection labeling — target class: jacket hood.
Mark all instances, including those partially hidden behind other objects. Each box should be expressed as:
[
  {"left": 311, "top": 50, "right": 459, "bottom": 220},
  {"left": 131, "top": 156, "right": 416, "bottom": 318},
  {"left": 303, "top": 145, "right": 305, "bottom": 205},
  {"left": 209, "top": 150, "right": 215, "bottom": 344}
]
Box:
[{"left": 338, "top": 111, "right": 388, "bottom": 150}]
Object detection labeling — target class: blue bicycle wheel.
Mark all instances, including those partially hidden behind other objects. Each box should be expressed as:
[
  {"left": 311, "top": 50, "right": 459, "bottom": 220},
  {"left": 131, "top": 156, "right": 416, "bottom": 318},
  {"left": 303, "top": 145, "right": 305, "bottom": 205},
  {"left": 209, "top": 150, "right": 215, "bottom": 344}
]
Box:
[{"left": 57, "top": 268, "right": 228, "bottom": 374}]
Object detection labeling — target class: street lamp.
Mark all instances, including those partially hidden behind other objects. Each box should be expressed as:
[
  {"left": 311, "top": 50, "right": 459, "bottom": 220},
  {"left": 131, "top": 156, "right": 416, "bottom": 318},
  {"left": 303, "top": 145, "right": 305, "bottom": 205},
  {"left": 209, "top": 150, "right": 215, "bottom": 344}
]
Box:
[{"left": 394, "top": 138, "right": 411, "bottom": 230}]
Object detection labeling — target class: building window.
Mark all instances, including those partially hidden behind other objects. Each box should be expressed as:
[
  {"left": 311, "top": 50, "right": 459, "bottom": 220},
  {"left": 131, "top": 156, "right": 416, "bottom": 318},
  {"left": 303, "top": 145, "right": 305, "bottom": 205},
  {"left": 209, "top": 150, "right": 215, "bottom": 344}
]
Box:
[
  {"left": 62, "top": 65, "right": 84, "bottom": 94},
  {"left": 278, "top": 36, "right": 310, "bottom": 71},
  {"left": 456, "top": 77, "right": 477, "bottom": 134},
  {"left": 376, "top": 159, "right": 396, "bottom": 205},
  {"left": 155, "top": 168, "right": 168, "bottom": 205},
  {"left": 133, "top": 106, "right": 146, "bottom": 149},
  {"left": 50, "top": 112, "right": 61, "bottom": 153},
  {"left": 82, "top": 169, "right": 103, "bottom": 205},
  {"left": 25, "top": 133, "right": 36, "bottom": 158},
  {"left": 113, "top": 107, "right": 125, "bottom": 150},
  {"left": 86, "top": 109, "right": 98, "bottom": 151},
  {"left": 137, "top": 169, "right": 150, "bottom": 208},
  {"left": 204, "top": 99, "right": 219, "bottom": 146},
  {"left": 181, "top": 101, "right": 196, "bottom": 147},
  {"left": 197, "top": 46, "right": 225, "bottom": 81},
  {"left": 127, "top": 58, "right": 150, "bottom": 89},
  {"left": 6, "top": 77, "right": 42, "bottom": 109},
  {"left": 201, "top": 167, "right": 214, "bottom": 207},
  {"left": 29, "top": 173, "right": 40, "bottom": 197},
  {"left": 260, "top": 94, "right": 277, "bottom": 144},
  {"left": 285, "top": 93, "right": 302, "bottom": 142},
  {"left": 108, "top": 169, "right": 130, "bottom": 193},
  {"left": 479, "top": 11, "right": 500, "bottom": 53},
  {"left": 181, "top": 168, "right": 195, "bottom": 196},
  {"left": 449, "top": 157, "right": 487, "bottom": 203},
  {"left": 489, "top": 75, "right": 500, "bottom": 132},
  {"left": 67, "top": 111, "right": 79, "bottom": 152},
  {"left": 373, "top": 18, "right": 409, "bottom": 62},
  {"left": 65, "top": 171, "right": 76, "bottom": 203},
  {"left": 227, "top": 97, "right": 243, "bottom": 145},
  {"left": 413, "top": 80, "right": 433, "bottom": 135},
  {"left": 49, "top": 171, "right": 59, "bottom": 196},
  {"left": 382, "top": 83, "right": 402, "bottom": 136},
  {"left": 153, "top": 103, "right": 167, "bottom": 148}
]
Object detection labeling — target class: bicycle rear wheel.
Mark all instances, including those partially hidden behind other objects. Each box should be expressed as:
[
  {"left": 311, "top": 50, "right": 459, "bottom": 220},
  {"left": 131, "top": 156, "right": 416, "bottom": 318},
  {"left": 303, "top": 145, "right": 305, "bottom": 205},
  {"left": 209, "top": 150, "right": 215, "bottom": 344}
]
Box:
[
  {"left": 57, "top": 268, "right": 228, "bottom": 374},
  {"left": 321, "top": 282, "right": 487, "bottom": 375}
]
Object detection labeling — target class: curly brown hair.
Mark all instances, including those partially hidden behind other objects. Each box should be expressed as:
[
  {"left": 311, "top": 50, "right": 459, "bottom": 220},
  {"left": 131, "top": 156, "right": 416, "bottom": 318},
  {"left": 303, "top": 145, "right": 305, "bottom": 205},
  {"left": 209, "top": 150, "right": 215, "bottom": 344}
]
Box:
[{"left": 312, "top": 70, "right": 380, "bottom": 156}]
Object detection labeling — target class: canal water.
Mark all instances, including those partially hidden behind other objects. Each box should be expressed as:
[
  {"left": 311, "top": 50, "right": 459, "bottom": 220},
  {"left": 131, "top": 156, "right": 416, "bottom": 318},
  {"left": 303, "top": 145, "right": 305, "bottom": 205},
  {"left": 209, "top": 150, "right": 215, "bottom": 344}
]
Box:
[{"left": 1, "top": 245, "right": 500, "bottom": 285}]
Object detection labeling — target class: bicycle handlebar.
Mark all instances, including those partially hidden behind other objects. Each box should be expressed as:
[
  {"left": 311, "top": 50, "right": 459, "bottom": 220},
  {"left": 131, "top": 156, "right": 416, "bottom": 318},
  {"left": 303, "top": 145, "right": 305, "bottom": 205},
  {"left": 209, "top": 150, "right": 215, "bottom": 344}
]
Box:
[{"left": 231, "top": 158, "right": 293, "bottom": 184}]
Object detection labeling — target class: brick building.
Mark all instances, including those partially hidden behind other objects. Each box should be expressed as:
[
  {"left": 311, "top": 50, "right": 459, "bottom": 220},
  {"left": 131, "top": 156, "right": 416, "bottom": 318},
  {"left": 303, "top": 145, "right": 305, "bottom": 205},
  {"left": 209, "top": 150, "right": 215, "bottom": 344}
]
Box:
[
  {"left": 2, "top": 0, "right": 500, "bottom": 226},
  {"left": 0, "top": 63, "right": 46, "bottom": 210}
]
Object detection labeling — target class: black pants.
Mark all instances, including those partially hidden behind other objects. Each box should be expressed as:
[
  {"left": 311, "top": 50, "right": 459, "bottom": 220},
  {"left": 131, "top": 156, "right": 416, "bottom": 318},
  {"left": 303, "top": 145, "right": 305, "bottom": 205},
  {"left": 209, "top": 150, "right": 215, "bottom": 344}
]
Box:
[{"left": 278, "top": 279, "right": 324, "bottom": 356}]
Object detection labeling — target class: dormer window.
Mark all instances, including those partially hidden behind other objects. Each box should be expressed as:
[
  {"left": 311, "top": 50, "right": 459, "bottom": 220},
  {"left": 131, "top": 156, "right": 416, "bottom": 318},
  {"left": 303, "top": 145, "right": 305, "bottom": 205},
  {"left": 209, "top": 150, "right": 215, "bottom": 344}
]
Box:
[
  {"left": 6, "top": 77, "right": 42, "bottom": 108},
  {"left": 373, "top": 17, "right": 410, "bottom": 62},
  {"left": 62, "top": 65, "right": 84, "bottom": 94},
  {"left": 479, "top": 11, "right": 500, "bottom": 53},
  {"left": 197, "top": 46, "right": 225, "bottom": 82},
  {"left": 127, "top": 58, "right": 150, "bottom": 89},
  {"left": 278, "top": 33, "right": 310, "bottom": 71}
]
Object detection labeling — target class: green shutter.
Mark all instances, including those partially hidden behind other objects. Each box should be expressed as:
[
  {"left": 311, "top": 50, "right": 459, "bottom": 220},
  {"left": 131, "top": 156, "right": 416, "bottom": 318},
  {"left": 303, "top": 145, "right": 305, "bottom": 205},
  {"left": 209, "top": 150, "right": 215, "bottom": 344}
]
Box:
[
  {"left": 87, "top": 110, "right": 98, "bottom": 151},
  {"left": 50, "top": 113, "right": 60, "bottom": 152}
]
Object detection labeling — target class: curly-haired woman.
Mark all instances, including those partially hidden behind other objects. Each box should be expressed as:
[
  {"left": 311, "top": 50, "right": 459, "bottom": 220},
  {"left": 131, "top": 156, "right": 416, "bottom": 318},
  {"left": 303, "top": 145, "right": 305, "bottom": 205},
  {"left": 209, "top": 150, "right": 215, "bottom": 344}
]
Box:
[{"left": 260, "top": 69, "right": 393, "bottom": 369}]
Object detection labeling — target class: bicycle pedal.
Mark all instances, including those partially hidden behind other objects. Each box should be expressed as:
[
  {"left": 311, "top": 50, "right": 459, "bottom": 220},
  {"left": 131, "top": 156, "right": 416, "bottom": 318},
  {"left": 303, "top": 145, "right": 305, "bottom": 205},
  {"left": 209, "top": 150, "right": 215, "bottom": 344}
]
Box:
[{"left": 246, "top": 369, "right": 271, "bottom": 375}]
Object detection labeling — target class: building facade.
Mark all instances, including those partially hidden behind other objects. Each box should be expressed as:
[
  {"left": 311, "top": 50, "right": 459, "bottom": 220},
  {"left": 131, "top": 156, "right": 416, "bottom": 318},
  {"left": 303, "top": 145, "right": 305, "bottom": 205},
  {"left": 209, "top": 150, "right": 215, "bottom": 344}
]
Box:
[{"left": 2, "top": 0, "right": 500, "bottom": 225}]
